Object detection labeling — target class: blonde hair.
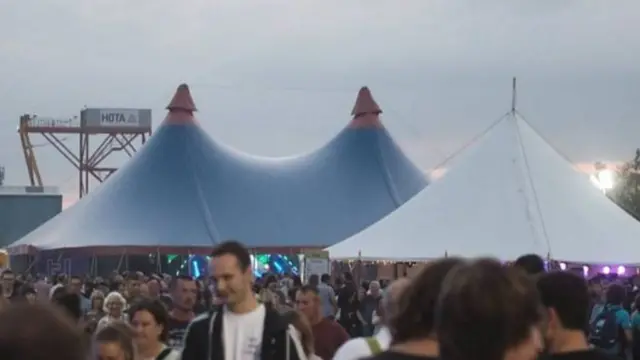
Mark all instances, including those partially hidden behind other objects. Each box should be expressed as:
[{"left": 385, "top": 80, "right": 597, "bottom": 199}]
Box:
[
  {"left": 287, "top": 310, "right": 314, "bottom": 356},
  {"left": 90, "top": 290, "right": 105, "bottom": 310},
  {"left": 103, "top": 291, "right": 127, "bottom": 313}
]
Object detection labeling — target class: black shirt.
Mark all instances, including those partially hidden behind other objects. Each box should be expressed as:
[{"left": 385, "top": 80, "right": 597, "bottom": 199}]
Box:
[
  {"left": 546, "top": 350, "right": 618, "bottom": 360},
  {"left": 363, "top": 351, "right": 438, "bottom": 360},
  {"left": 166, "top": 316, "right": 191, "bottom": 349}
]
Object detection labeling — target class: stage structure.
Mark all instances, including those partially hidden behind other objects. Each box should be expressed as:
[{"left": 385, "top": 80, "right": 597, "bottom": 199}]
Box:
[{"left": 19, "top": 108, "right": 152, "bottom": 198}]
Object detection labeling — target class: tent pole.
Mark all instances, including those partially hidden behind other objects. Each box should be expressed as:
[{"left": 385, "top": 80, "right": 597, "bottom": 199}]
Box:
[
  {"left": 25, "top": 253, "right": 38, "bottom": 274},
  {"left": 116, "top": 251, "right": 125, "bottom": 272},
  {"left": 156, "top": 248, "right": 161, "bottom": 274}
]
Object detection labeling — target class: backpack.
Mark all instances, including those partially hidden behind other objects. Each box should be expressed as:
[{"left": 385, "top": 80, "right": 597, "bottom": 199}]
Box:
[
  {"left": 589, "top": 307, "right": 619, "bottom": 349},
  {"left": 365, "top": 337, "right": 382, "bottom": 355}
]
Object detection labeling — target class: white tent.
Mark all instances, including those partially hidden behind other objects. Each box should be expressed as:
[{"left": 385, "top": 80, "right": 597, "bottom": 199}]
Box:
[{"left": 326, "top": 113, "right": 640, "bottom": 265}]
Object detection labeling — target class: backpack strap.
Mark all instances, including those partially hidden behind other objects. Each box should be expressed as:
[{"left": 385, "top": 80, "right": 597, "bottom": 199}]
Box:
[
  {"left": 155, "top": 348, "right": 173, "bottom": 360},
  {"left": 365, "top": 337, "right": 382, "bottom": 355}
]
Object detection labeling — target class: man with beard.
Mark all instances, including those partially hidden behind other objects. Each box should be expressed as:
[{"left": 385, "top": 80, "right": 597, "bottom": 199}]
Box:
[{"left": 166, "top": 275, "right": 197, "bottom": 349}]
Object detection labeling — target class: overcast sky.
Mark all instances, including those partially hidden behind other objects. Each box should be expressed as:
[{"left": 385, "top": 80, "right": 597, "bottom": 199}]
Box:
[{"left": 1, "top": 0, "right": 639, "bottom": 200}]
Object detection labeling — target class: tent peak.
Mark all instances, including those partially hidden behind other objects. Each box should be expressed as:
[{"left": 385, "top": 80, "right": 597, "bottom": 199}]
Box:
[
  {"left": 164, "top": 83, "right": 197, "bottom": 124},
  {"left": 348, "top": 86, "right": 383, "bottom": 128}
]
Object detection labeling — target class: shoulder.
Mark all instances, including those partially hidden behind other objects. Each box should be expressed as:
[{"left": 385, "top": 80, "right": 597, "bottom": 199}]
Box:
[
  {"left": 615, "top": 308, "right": 631, "bottom": 325},
  {"left": 186, "top": 311, "right": 215, "bottom": 333},
  {"left": 333, "top": 338, "right": 371, "bottom": 360},
  {"left": 164, "top": 349, "right": 182, "bottom": 360}
]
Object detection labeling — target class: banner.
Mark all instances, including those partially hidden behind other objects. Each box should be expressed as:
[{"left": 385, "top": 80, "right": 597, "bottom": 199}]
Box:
[{"left": 302, "top": 250, "right": 330, "bottom": 282}]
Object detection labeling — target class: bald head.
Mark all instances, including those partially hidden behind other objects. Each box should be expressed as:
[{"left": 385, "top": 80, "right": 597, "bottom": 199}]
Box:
[{"left": 380, "top": 278, "right": 410, "bottom": 323}]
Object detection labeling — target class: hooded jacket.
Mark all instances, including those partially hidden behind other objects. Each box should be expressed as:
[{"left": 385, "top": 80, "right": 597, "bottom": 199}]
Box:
[{"left": 181, "top": 305, "right": 306, "bottom": 360}]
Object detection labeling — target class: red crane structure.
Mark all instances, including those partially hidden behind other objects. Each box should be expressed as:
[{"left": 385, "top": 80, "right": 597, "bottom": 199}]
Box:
[{"left": 18, "top": 108, "right": 152, "bottom": 198}]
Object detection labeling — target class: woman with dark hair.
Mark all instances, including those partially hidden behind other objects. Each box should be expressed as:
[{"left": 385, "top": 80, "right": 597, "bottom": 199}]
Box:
[
  {"left": 95, "top": 322, "right": 137, "bottom": 360},
  {"left": 129, "top": 299, "right": 180, "bottom": 360}
]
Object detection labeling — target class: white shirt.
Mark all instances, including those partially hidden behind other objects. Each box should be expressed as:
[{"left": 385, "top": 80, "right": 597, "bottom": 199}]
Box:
[
  {"left": 331, "top": 327, "right": 392, "bottom": 360},
  {"left": 223, "top": 304, "right": 266, "bottom": 360}
]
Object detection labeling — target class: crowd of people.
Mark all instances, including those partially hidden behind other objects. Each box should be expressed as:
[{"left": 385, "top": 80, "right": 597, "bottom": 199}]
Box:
[{"left": 0, "top": 242, "right": 638, "bottom": 360}]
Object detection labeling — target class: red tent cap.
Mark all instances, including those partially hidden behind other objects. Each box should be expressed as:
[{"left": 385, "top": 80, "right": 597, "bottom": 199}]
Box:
[
  {"left": 351, "top": 86, "right": 382, "bottom": 116},
  {"left": 167, "top": 83, "right": 197, "bottom": 112},
  {"left": 349, "top": 86, "right": 383, "bottom": 128},
  {"left": 164, "top": 84, "right": 197, "bottom": 125}
]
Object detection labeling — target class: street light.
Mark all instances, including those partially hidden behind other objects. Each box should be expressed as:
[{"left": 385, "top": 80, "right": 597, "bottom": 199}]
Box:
[{"left": 590, "top": 162, "right": 615, "bottom": 192}]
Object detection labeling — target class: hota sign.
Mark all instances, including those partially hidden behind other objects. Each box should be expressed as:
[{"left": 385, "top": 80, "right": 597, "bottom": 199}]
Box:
[{"left": 99, "top": 109, "right": 139, "bottom": 127}]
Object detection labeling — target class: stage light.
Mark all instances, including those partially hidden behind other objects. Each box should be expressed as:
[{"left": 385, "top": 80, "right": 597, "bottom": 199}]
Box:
[
  {"left": 583, "top": 266, "right": 589, "bottom": 277},
  {"left": 559, "top": 262, "right": 567, "bottom": 270},
  {"left": 617, "top": 265, "right": 626, "bottom": 275},
  {"left": 603, "top": 266, "right": 611, "bottom": 275}
]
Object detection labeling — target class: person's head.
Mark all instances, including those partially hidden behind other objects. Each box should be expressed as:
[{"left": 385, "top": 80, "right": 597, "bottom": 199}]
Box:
[
  {"left": 126, "top": 275, "right": 141, "bottom": 298},
  {"left": 20, "top": 285, "right": 37, "bottom": 304},
  {"left": 295, "top": 285, "right": 321, "bottom": 323},
  {"left": 287, "top": 310, "right": 315, "bottom": 356},
  {"left": 378, "top": 277, "right": 410, "bottom": 326},
  {"left": 514, "top": 254, "right": 546, "bottom": 277},
  {"left": 263, "top": 288, "right": 284, "bottom": 311},
  {"left": 264, "top": 274, "right": 278, "bottom": 292},
  {"left": 392, "top": 258, "right": 464, "bottom": 344},
  {"left": 1, "top": 269, "right": 15, "bottom": 291},
  {"left": 90, "top": 290, "right": 105, "bottom": 311},
  {"left": 67, "top": 276, "right": 82, "bottom": 295},
  {"left": 320, "top": 274, "right": 331, "bottom": 284},
  {"left": 52, "top": 289, "right": 82, "bottom": 322},
  {"left": 369, "top": 280, "right": 381, "bottom": 296},
  {"left": 170, "top": 275, "right": 197, "bottom": 312},
  {"left": 308, "top": 274, "right": 319, "bottom": 287},
  {"left": 0, "top": 303, "right": 86, "bottom": 360},
  {"left": 147, "top": 278, "right": 160, "bottom": 298},
  {"left": 138, "top": 283, "right": 149, "bottom": 298},
  {"left": 129, "top": 299, "right": 169, "bottom": 349},
  {"left": 605, "top": 283, "right": 626, "bottom": 306},
  {"left": 104, "top": 291, "right": 127, "bottom": 317},
  {"left": 95, "top": 322, "right": 136, "bottom": 360},
  {"left": 436, "top": 258, "right": 543, "bottom": 360},
  {"left": 113, "top": 274, "right": 124, "bottom": 284},
  {"left": 536, "top": 271, "right": 589, "bottom": 350},
  {"left": 210, "top": 240, "right": 253, "bottom": 307}
]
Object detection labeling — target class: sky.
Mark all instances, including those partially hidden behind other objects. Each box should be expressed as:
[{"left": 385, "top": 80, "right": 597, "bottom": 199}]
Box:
[{"left": 1, "top": 0, "right": 639, "bottom": 202}]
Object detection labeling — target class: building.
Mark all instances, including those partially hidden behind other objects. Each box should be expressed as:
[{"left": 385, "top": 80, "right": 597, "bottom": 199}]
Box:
[{"left": 0, "top": 186, "right": 62, "bottom": 248}]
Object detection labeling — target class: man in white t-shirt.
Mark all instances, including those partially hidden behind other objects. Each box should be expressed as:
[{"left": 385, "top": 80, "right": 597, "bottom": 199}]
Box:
[
  {"left": 182, "top": 241, "right": 305, "bottom": 360},
  {"left": 332, "top": 278, "right": 409, "bottom": 360}
]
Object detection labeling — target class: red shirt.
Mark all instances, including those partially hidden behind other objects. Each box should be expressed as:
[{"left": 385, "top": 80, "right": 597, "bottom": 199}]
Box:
[{"left": 312, "top": 318, "right": 350, "bottom": 360}]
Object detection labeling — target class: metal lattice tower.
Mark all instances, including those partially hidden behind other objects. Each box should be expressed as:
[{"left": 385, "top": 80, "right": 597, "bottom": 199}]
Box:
[{"left": 18, "top": 109, "right": 152, "bottom": 198}]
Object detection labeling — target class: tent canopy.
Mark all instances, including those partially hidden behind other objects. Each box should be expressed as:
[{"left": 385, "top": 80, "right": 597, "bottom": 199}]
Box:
[
  {"left": 326, "top": 112, "right": 640, "bottom": 265},
  {"left": 9, "top": 85, "right": 427, "bottom": 255}
]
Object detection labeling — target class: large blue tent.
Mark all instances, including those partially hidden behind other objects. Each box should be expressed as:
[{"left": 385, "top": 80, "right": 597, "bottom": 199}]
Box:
[{"left": 9, "top": 84, "right": 427, "bottom": 254}]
